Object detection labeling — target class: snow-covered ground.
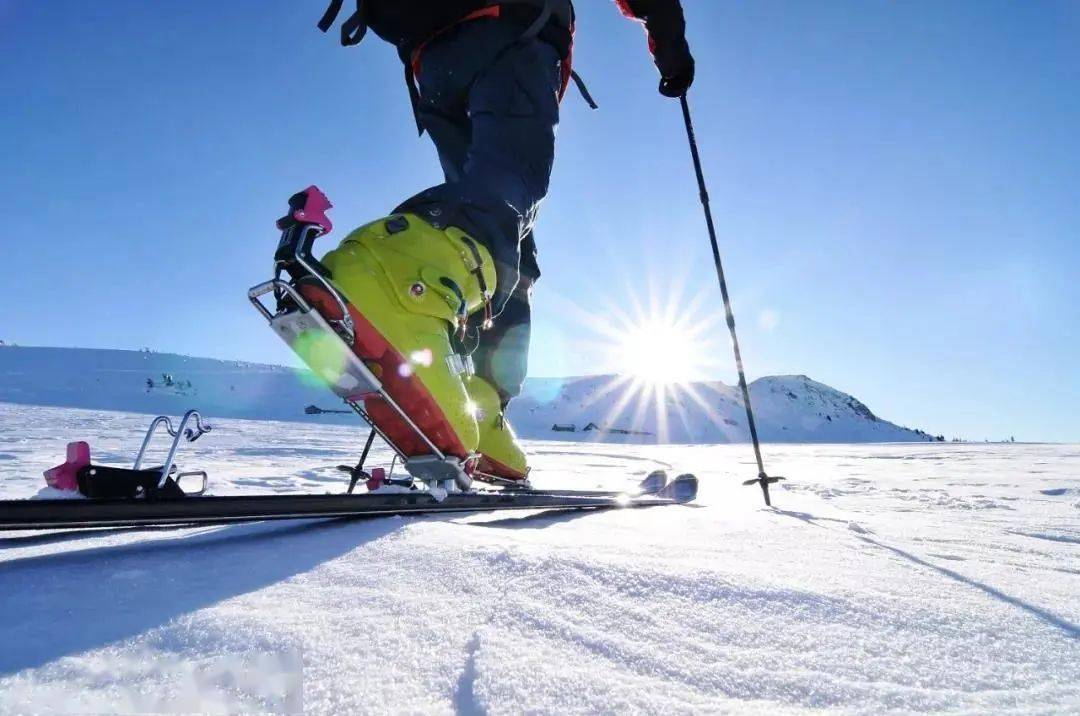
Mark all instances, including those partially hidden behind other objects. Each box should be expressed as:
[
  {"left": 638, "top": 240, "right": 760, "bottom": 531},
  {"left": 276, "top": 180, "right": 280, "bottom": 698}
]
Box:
[{"left": 1, "top": 402, "right": 1077, "bottom": 714}]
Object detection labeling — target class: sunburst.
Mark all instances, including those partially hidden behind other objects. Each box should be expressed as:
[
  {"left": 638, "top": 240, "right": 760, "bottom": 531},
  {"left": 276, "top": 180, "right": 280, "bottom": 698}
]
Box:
[{"left": 548, "top": 267, "right": 734, "bottom": 442}]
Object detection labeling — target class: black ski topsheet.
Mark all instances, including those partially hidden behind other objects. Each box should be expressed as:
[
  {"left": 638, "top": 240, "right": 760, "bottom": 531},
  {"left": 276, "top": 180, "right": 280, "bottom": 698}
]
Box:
[{"left": 0, "top": 475, "right": 698, "bottom": 532}]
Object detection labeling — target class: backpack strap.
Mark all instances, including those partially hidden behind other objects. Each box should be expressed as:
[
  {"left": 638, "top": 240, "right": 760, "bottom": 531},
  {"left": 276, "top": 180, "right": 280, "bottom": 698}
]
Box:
[
  {"left": 502, "top": 0, "right": 598, "bottom": 109},
  {"left": 569, "top": 70, "right": 598, "bottom": 109},
  {"left": 500, "top": 0, "right": 553, "bottom": 44},
  {"left": 317, "top": 0, "right": 368, "bottom": 46}
]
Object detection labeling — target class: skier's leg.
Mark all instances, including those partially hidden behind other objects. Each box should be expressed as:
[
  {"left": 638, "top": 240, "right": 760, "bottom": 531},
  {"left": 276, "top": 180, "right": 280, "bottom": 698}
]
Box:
[
  {"left": 416, "top": 32, "right": 557, "bottom": 406},
  {"left": 413, "top": 63, "right": 537, "bottom": 475},
  {"left": 308, "top": 32, "right": 487, "bottom": 476},
  {"left": 347, "top": 20, "right": 560, "bottom": 480},
  {"left": 416, "top": 104, "right": 471, "bottom": 185},
  {"left": 399, "top": 19, "right": 560, "bottom": 325},
  {"left": 461, "top": 229, "right": 539, "bottom": 480},
  {"left": 412, "top": 45, "right": 536, "bottom": 475},
  {"left": 461, "top": 36, "right": 559, "bottom": 311},
  {"left": 441, "top": 36, "right": 557, "bottom": 479},
  {"left": 415, "top": 95, "right": 538, "bottom": 403},
  {"left": 471, "top": 231, "right": 539, "bottom": 408}
]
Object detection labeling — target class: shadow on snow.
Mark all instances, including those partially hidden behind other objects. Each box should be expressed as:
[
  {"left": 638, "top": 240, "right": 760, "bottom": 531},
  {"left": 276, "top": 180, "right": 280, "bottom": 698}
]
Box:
[{"left": 0, "top": 516, "right": 404, "bottom": 675}]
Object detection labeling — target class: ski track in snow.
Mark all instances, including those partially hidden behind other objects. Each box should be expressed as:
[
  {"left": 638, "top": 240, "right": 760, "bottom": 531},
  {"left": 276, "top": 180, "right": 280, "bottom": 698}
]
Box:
[{"left": 0, "top": 402, "right": 1077, "bottom": 714}]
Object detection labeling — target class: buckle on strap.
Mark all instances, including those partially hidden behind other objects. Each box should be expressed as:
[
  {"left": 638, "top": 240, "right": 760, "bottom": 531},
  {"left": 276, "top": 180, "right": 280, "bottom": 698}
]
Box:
[
  {"left": 458, "top": 235, "right": 494, "bottom": 330},
  {"left": 446, "top": 353, "right": 475, "bottom": 378}
]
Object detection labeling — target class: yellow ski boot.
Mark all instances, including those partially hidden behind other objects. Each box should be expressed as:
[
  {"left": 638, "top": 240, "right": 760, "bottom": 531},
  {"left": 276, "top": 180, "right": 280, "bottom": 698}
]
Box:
[
  {"left": 306, "top": 214, "right": 496, "bottom": 470},
  {"left": 465, "top": 375, "right": 529, "bottom": 481}
]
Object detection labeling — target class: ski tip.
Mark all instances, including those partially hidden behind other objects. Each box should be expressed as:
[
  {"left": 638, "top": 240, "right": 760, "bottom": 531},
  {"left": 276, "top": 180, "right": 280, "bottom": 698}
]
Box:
[
  {"left": 659, "top": 473, "right": 698, "bottom": 503},
  {"left": 639, "top": 470, "right": 669, "bottom": 495}
]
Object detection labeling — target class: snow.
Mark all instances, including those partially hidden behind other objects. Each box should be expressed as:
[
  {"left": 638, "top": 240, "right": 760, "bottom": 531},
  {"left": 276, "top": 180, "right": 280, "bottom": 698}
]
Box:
[
  {"left": 0, "top": 346, "right": 936, "bottom": 444},
  {"left": 1, "top": 402, "right": 1077, "bottom": 714}
]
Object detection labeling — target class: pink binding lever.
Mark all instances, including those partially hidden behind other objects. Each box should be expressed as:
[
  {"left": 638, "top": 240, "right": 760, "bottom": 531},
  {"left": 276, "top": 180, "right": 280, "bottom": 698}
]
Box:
[
  {"left": 365, "top": 467, "right": 386, "bottom": 492},
  {"left": 44, "top": 441, "right": 91, "bottom": 492},
  {"left": 276, "top": 184, "right": 333, "bottom": 234}
]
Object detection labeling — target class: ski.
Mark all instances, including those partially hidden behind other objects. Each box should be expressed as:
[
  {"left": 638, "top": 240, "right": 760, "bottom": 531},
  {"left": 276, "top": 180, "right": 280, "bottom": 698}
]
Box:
[
  {"left": 0, "top": 474, "right": 698, "bottom": 532},
  {"left": 498, "top": 469, "right": 670, "bottom": 498},
  {"left": 15, "top": 410, "right": 697, "bottom": 534}
]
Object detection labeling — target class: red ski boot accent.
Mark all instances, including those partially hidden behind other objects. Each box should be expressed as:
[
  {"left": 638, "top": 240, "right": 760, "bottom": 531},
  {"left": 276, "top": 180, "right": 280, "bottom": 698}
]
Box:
[
  {"left": 476, "top": 454, "right": 528, "bottom": 482},
  {"left": 297, "top": 280, "right": 471, "bottom": 461}
]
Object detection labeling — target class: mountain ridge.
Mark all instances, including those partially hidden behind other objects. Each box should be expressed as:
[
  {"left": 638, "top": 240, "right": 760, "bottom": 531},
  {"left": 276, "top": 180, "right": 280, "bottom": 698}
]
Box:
[{"left": 0, "top": 345, "right": 938, "bottom": 443}]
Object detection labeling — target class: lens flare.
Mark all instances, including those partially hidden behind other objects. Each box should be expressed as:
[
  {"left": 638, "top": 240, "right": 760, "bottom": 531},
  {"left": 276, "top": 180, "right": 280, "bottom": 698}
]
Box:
[{"left": 291, "top": 330, "right": 349, "bottom": 389}]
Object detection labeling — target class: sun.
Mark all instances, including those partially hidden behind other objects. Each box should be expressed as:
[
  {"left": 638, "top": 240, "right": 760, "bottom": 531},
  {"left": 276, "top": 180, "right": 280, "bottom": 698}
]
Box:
[
  {"left": 540, "top": 263, "right": 737, "bottom": 442},
  {"left": 557, "top": 269, "right": 729, "bottom": 390},
  {"left": 616, "top": 319, "right": 701, "bottom": 386},
  {"left": 596, "top": 304, "right": 728, "bottom": 443}
]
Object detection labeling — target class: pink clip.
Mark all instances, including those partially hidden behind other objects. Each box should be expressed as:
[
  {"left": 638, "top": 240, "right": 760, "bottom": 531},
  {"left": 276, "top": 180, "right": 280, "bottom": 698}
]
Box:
[
  {"left": 277, "top": 185, "right": 333, "bottom": 234},
  {"left": 366, "top": 467, "right": 386, "bottom": 492},
  {"left": 44, "top": 441, "right": 91, "bottom": 491}
]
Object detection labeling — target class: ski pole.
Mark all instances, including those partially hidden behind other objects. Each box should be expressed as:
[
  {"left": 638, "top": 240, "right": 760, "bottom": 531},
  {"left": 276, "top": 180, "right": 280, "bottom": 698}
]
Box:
[{"left": 678, "top": 94, "right": 783, "bottom": 507}]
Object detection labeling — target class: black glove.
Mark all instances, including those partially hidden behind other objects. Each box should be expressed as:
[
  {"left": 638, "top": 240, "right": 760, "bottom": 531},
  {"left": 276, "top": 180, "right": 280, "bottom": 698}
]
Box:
[
  {"left": 656, "top": 41, "right": 694, "bottom": 97},
  {"left": 644, "top": 6, "right": 695, "bottom": 98}
]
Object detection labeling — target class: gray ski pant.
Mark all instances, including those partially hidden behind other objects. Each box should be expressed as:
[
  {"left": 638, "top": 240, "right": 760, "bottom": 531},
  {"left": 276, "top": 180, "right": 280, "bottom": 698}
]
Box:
[{"left": 397, "top": 16, "right": 562, "bottom": 406}]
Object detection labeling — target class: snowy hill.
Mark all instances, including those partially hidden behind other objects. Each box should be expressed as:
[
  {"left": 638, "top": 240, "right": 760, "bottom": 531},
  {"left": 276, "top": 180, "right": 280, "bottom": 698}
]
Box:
[
  {"left": 0, "top": 346, "right": 935, "bottom": 443},
  {"left": 510, "top": 374, "right": 936, "bottom": 443},
  {"left": 0, "top": 345, "right": 346, "bottom": 426}
]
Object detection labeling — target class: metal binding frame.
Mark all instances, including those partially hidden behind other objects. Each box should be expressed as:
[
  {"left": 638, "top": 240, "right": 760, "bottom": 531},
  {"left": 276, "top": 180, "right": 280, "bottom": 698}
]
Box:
[
  {"left": 273, "top": 223, "right": 355, "bottom": 345},
  {"left": 133, "top": 409, "right": 211, "bottom": 493}
]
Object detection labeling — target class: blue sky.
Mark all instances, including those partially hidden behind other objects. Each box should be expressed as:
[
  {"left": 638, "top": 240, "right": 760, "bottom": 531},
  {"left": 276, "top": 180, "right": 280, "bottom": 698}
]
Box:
[{"left": 1, "top": 1, "right": 1078, "bottom": 441}]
